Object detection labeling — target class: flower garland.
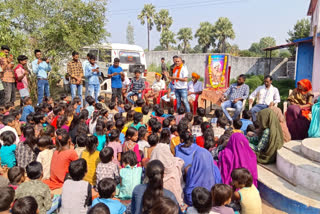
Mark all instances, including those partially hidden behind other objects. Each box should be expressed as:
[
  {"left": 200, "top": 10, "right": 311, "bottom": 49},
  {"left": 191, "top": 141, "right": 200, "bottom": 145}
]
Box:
[{"left": 208, "top": 55, "right": 228, "bottom": 89}]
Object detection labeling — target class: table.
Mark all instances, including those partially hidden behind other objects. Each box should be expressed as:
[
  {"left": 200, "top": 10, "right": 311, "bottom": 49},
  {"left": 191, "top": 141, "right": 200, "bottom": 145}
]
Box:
[{"left": 199, "top": 88, "right": 226, "bottom": 114}]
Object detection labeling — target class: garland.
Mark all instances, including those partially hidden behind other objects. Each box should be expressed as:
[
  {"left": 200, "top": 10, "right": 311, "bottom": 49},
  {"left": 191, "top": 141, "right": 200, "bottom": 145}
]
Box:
[{"left": 208, "top": 55, "right": 227, "bottom": 89}]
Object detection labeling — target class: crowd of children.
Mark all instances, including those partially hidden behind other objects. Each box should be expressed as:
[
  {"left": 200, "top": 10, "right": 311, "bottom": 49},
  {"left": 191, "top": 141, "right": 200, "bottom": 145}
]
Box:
[{"left": 0, "top": 94, "right": 263, "bottom": 214}]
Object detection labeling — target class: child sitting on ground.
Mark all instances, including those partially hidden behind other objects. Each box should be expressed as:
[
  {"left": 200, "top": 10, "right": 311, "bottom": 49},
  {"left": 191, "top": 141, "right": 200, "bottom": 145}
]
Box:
[
  {"left": 75, "top": 134, "right": 87, "bottom": 158},
  {"left": 96, "top": 147, "right": 120, "bottom": 185},
  {"left": 51, "top": 106, "right": 65, "bottom": 129},
  {"left": 60, "top": 159, "right": 92, "bottom": 213},
  {"left": 0, "top": 131, "right": 17, "bottom": 168},
  {"left": 116, "top": 100, "right": 125, "bottom": 113},
  {"left": 162, "top": 118, "right": 170, "bottom": 130},
  {"left": 92, "top": 178, "right": 126, "bottom": 213},
  {"left": 86, "top": 96, "right": 96, "bottom": 119},
  {"left": 0, "top": 186, "right": 15, "bottom": 214},
  {"left": 15, "top": 162, "right": 52, "bottom": 214},
  {"left": 130, "top": 112, "right": 146, "bottom": 131},
  {"left": 108, "top": 102, "right": 118, "bottom": 121},
  {"left": 141, "top": 105, "right": 150, "bottom": 125},
  {"left": 186, "top": 187, "right": 216, "bottom": 214},
  {"left": 36, "top": 136, "right": 55, "bottom": 180},
  {"left": 137, "top": 127, "right": 150, "bottom": 152},
  {"left": 211, "top": 109, "right": 223, "bottom": 127},
  {"left": 231, "top": 168, "right": 262, "bottom": 214},
  {"left": 82, "top": 135, "right": 100, "bottom": 186},
  {"left": 159, "top": 129, "right": 171, "bottom": 145},
  {"left": 33, "top": 114, "right": 46, "bottom": 137},
  {"left": 116, "top": 151, "right": 142, "bottom": 199},
  {"left": 115, "top": 119, "right": 125, "bottom": 144},
  {"left": 123, "top": 127, "right": 141, "bottom": 164},
  {"left": 191, "top": 116, "right": 203, "bottom": 137},
  {"left": 197, "top": 107, "right": 208, "bottom": 122},
  {"left": 98, "top": 95, "right": 108, "bottom": 110},
  {"left": 232, "top": 119, "right": 243, "bottom": 134},
  {"left": 246, "top": 124, "right": 257, "bottom": 137},
  {"left": 211, "top": 184, "right": 234, "bottom": 214},
  {"left": 134, "top": 99, "right": 145, "bottom": 113},
  {"left": 143, "top": 134, "right": 158, "bottom": 166},
  {"left": 94, "top": 121, "right": 107, "bottom": 151},
  {"left": 8, "top": 166, "right": 25, "bottom": 190},
  {"left": 20, "top": 97, "right": 34, "bottom": 122},
  {"left": 214, "top": 117, "right": 228, "bottom": 140},
  {"left": 122, "top": 110, "right": 135, "bottom": 134},
  {"left": 170, "top": 125, "right": 180, "bottom": 155},
  {"left": 211, "top": 134, "right": 230, "bottom": 161},
  {"left": 240, "top": 110, "right": 253, "bottom": 135},
  {"left": 122, "top": 103, "right": 132, "bottom": 119},
  {"left": 175, "top": 106, "right": 186, "bottom": 125},
  {"left": 106, "top": 129, "right": 122, "bottom": 166}
]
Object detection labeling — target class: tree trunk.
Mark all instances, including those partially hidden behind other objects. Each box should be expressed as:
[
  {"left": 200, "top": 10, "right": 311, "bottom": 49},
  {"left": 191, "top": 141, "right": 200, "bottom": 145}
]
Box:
[
  {"left": 147, "top": 22, "right": 150, "bottom": 51},
  {"left": 184, "top": 41, "right": 187, "bottom": 53}
]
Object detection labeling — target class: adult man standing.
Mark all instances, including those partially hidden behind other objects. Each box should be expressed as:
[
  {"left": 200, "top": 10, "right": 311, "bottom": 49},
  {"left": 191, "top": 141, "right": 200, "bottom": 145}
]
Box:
[
  {"left": 220, "top": 74, "right": 249, "bottom": 122},
  {"left": 67, "top": 51, "right": 84, "bottom": 105},
  {"left": 160, "top": 57, "right": 167, "bottom": 81},
  {"left": 167, "top": 56, "right": 190, "bottom": 112},
  {"left": 83, "top": 53, "right": 92, "bottom": 102},
  {"left": 249, "top": 75, "right": 280, "bottom": 121},
  {"left": 32, "top": 49, "right": 51, "bottom": 104},
  {"left": 107, "top": 58, "right": 124, "bottom": 102},
  {"left": 0, "top": 45, "right": 16, "bottom": 104}
]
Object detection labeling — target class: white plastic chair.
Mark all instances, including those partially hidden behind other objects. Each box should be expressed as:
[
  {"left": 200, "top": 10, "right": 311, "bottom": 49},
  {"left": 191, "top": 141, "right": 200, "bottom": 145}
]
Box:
[
  {"left": 226, "top": 99, "right": 247, "bottom": 119},
  {"left": 100, "top": 78, "right": 112, "bottom": 99},
  {"left": 249, "top": 92, "right": 278, "bottom": 110}
]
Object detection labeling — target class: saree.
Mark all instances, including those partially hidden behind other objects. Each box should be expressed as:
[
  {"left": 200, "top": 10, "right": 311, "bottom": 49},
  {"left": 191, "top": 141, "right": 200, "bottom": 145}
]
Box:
[
  {"left": 150, "top": 143, "right": 184, "bottom": 204},
  {"left": 269, "top": 106, "right": 291, "bottom": 142},
  {"left": 184, "top": 147, "right": 222, "bottom": 206},
  {"left": 218, "top": 133, "right": 258, "bottom": 187},
  {"left": 256, "top": 108, "right": 284, "bottom": 163},
  {"left": 308, "top": 101, "right": 320, "bottom": 137}
]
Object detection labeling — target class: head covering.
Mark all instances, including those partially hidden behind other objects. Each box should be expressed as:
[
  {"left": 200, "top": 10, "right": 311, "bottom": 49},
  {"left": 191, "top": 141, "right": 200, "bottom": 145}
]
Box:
[
  {"left": 269, "top": 106, "right": 291, "bottom": 142},
  {"left": 218, "top": 133, "right": 258, "bottom": 188},
  {"left": 257, "top": 108, "right": 284, "bottom": 163},
  {"left": 150, "top": 143, "right": 184, "bottom": 204},
  {"left": 298, "top": 79, "right": 312, "bottom": 94},
  {"left": 192, "top": 72, "right": 200, "bottom": 80},
  {"left": 184, "top": 147, "right": 222, "bottom": 206},
  {"left": 155, "top": 72, "right": 161, "bottom": 77}
]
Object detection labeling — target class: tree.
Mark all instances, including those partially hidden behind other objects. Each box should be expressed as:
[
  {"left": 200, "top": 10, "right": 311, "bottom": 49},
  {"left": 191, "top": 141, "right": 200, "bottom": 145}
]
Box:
[
  {"left": 279, "top": 49, "right": 292, "bottom": 58},
  {"left": 195, "top": 22, "right": 215, "bottom": 53},
  {"left": 239, "top": 50, "right": 256, "bottom": 57},
  {"left": 213, "top": 17, "right": 235, "bottom": 53},
  {"left": 126, "top": 22, "right": 135, "bottom": 44},
  {"left": 154, "top": 9, "right": 173, "bottom": 32},
  {"left": 249, "top": 37, "right": 279, "bottom": 57},
  {"left": 226, "top": 44, "right": 240, "bottom": 56},
  {"left": 138, "top": 4, "right": 156, "bottom": 51},
  {"left": 249, "top": 42, "right": 262, "bottom": 56},
  {"left": 160, "top": 30, "right": 176, "bottom": 50},
  {"left": 177, "top": 28, "right": 193, "bottom": 53},
  {"left": 287, "top": 18, "right": 311, "bottom": 55}
]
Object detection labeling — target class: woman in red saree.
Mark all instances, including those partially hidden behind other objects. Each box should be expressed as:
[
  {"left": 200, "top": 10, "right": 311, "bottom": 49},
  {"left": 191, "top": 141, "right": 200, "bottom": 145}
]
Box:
[{"left": 286, "top": 79, "right": 314, "bottom": 140}]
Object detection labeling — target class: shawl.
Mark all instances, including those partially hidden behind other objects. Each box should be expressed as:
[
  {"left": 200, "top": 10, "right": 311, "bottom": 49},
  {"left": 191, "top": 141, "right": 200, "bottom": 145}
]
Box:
[
  {"left": 256, "top": 108, "right": 284, "bottom": 163},
  {"left": 150, "top": 143, "right": 184, "bottom": 204},
  {"left": 269, "top": 106, "right": 291, "bottom": 142},
  {"left": 184, "top": 147, "right": 222, "bottom": 206},
  {"left": 308, "top": 101, "right": 320, "bottom": 137},
  {"left": 218, "top": 133, "right": 258, "bottom": 187}
]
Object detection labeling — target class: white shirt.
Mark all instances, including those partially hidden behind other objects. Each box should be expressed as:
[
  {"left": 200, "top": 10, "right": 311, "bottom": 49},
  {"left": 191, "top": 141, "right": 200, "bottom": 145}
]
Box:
[
  {"left": 187, "top": 81, "right": 203, "bottom": 100},
  {"left": 122, "top": 77, "right": 130, "bottom": 89},
  {"left": 249, "top": 85, "right": 280, "bottom": 105},
  {"left": 173, "top": 65, "right": 188, "bottom": 89},
  {"left": 0, "top": 126, "right": 19, "bottom": 145},
  {"left": 151, "top": 79, "right": 165, "bottom": 92}
]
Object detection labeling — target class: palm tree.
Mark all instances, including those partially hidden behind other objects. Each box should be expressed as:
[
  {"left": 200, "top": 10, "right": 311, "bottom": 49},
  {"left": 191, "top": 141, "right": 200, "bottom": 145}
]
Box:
[
  {"left": 213, "top": 17, "right": 235, "bottom": 53},
  {"left": 177, "top": 28, "right": 193, "bottom": 53},
  {"left": 160, "top": 29, "right": 176, "bottom": 50},
  {"left": 195, "top": 22, "right": 215, "bottom": 53},
  {"left": 137, "top": 4, "right": 156, "bottom": 51},
  {"left": 154, "top": 9, "right": 173, "bottom": 32}
]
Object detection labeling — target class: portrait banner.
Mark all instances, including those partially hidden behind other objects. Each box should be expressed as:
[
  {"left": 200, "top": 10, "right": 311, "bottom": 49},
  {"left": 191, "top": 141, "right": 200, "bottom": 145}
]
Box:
[{"left": 205, "top": 55, "right": 230, "bottom": 90}]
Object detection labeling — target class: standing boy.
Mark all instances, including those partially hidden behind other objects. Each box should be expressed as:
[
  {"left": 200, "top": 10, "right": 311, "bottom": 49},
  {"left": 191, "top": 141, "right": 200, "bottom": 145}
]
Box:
[
  {"left": 108, "top": 58, "right": 124, "bottom": 102},
  {"left": 67, "top": 51, "right": 84, "bottom": 106},
  {"left": 14, "top": 55, "right": 30, "bottom": 100},
  {"left": 85, "top": 55, "right": 101, "bottom": 103}
]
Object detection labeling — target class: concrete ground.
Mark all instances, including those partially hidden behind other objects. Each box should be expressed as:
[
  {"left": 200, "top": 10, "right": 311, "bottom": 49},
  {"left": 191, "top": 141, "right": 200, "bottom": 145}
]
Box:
[{"left": 262, "top": 200, "right": 287, "bottom": 214}]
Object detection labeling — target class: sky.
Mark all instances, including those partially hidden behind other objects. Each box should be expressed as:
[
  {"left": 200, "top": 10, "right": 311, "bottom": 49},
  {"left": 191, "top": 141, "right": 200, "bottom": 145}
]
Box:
[{"left": 106, "top": 0, "right": 311, "bottom": 50}]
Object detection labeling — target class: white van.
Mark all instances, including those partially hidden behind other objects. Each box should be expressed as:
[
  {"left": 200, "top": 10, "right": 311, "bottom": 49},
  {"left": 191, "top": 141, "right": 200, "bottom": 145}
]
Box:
[{"left": 81, "top": 43, "right": 148, "bottom": 80}]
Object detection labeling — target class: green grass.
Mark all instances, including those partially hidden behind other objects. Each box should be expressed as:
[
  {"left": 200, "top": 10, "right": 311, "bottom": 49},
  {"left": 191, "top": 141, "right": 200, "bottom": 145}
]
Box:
[{"left": 230, "top": 75, "right": 295, "bottom": 110}]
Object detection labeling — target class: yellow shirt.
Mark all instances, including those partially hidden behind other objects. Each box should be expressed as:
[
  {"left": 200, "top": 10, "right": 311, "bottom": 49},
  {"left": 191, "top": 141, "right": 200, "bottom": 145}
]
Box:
[
  {"left": 134, "top": 107, "right": 142, "bottom": 113},
  {"left": 81, "top": 150, "right": 100, "bottom": 185},
  {"left": 233, "top": 129, "right": 243, "bottom": 134},
  {"left": 238, "top": 185, "right": 262, "bottom": 214}
]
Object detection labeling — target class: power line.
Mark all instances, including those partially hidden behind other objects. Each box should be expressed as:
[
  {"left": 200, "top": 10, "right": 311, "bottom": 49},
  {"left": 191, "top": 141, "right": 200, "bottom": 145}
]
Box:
[{"left": 109, "top": 0, "right": 246, "bottom": 16}]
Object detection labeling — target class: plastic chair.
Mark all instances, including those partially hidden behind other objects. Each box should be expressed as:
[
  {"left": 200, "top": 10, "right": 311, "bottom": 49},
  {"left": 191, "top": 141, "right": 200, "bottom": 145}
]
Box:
[
  {"left": 249, "top": 92, "right": 278, "bottom": 110},
  {"left": 226, "top": 99, "right": 247, "bottom": 118},
  {"left": 283, "top": 89, "right": 293, "bottom": 117},
  {"left": 100, "top": 78, "right": 112, "bottom": 99}
]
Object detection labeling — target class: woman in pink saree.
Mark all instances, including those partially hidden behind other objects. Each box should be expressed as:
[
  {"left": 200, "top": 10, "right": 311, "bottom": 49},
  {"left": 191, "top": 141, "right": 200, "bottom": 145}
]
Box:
[{"left": 218, "top": 133, "right": 258, "bottom": 187}]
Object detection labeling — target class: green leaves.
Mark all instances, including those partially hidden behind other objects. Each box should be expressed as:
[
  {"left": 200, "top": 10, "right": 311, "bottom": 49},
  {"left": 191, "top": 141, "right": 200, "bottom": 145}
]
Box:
[
  {"left": 160, "top": 29, "right": 176, "bottom": 50},
  {"left": 177, "top": 28, "right": 193, "bottom": 53}
]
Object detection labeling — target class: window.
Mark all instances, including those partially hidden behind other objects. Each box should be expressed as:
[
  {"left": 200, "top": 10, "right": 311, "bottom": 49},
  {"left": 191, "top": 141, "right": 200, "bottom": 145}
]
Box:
[
  {"left": 89, "top": 49, "right": 98, "bottom": 58},
  {"left": 99, "top": 49, "right": 111, "bottom": 63},
  {"left": 119, "top": 51, "right": 141, "bottom": 64}
]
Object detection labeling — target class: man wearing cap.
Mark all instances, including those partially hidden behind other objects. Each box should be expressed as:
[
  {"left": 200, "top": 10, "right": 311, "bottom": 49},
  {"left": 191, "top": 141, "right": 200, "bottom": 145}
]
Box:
[
  {"left": 188, "top": 73, "right": 203, "bottom": 113},
  {"left": 127, "top": 69, "right": 145, "bottom": 105},
  {"left": 144, "top": 73, "right": 166, "bottom": 105},
  {"left": 166, "top": 56, "right": 190, "bottom": 112}
]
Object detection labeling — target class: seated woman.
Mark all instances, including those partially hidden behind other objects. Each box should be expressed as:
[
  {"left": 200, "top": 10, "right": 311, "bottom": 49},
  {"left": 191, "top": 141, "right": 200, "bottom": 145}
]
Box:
[
  {"left": 131, "top": 160, "right": 182, "bottom": 214},
  {"left": 247, "top": 108, "right": 283, "bottom": 164},
  {"left": 270, "top": 106, "right": 291, "bottom": 142},
  {"left": 187, "top": 73, "right": 203, "bottom": 113},
  {"left": 184, "top": 147, "right": 222, "bottom": 206},
  {"left": 150, "top": 142, "right": 184, "bottom": 206},
  {"left": 218, "top": 133, "right": 258, "bottom": 187},
  {"left": 308, "top": 99, "right": 320, "bottom": 137},
  {"left": 286, "top": 79, "right": 314, "bottom": 140},
  {"left": 144, "top": 73, "right": 166, "bottom": 106}
]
